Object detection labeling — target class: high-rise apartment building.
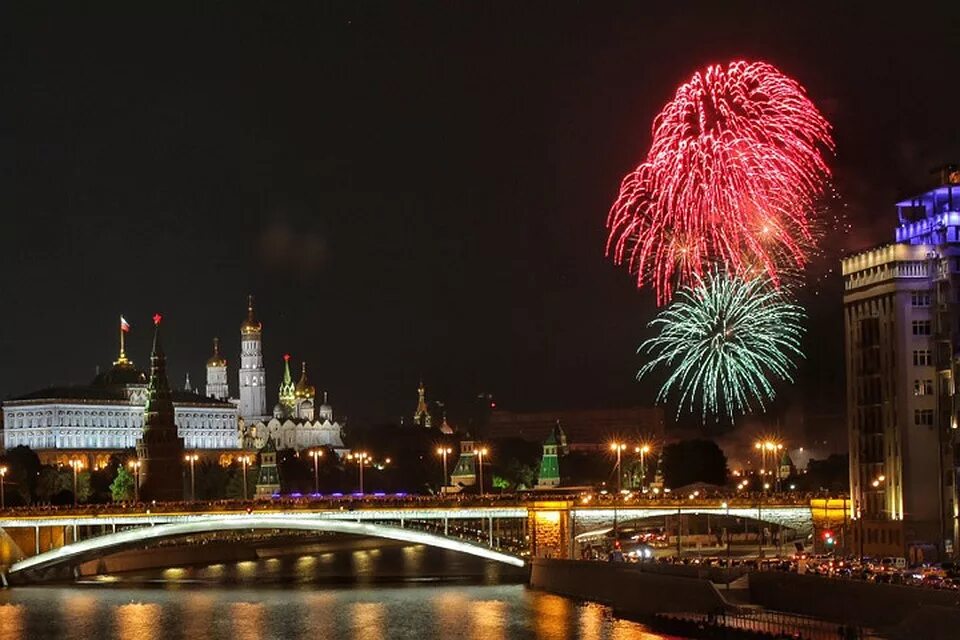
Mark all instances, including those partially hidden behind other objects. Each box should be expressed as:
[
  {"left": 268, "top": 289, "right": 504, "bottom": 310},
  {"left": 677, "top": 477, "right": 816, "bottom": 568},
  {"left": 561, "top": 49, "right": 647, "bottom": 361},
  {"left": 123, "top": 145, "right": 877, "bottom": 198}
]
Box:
[{"left": 843, "top": 176, "right": 960, "bottom": 560}]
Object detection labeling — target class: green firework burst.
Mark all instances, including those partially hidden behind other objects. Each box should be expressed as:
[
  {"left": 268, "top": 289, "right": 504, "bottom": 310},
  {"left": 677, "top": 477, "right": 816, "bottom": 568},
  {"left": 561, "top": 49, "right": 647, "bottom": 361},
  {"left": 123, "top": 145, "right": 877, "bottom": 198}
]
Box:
[{"left": 638, "top": 270, "right": 805, "bottom": 418}]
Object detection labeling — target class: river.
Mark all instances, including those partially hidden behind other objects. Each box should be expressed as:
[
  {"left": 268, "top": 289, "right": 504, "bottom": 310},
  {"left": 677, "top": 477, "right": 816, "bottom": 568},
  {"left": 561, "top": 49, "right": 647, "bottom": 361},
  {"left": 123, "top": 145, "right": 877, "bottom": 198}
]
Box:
[{"left": 0, "top": 539, "right": 676, "bottom": 639}]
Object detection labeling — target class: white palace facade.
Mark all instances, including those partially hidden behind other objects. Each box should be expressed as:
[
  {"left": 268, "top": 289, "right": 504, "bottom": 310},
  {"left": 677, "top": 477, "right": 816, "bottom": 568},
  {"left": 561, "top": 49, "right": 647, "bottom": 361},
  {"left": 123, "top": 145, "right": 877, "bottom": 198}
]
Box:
[{"left": 2, "top": 298, "right": 349, "bottom": 466}]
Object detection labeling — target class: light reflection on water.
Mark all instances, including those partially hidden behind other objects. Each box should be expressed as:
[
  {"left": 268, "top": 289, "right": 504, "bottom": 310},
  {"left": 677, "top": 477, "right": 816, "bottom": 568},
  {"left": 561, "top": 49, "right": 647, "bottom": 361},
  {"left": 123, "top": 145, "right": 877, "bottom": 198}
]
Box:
[
  {"left": 0, "top": 544, "right": 673, "bottom": 639},
  {"left": 0, "top": 584, "right": 670, "bottom": 640}
]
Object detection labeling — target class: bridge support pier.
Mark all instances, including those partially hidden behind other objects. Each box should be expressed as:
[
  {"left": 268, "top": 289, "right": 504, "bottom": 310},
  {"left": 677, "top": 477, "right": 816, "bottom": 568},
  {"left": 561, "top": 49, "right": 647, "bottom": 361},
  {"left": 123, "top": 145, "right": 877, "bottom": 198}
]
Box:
[
  {"left": 488, "top": 517, "right": 493, "bottom": 547},
  {"left": 444, "top": 517, "right": 448, "bottom": 536},
  {"left": 34, "top": 526, "right": 39, "bottom": 555}
]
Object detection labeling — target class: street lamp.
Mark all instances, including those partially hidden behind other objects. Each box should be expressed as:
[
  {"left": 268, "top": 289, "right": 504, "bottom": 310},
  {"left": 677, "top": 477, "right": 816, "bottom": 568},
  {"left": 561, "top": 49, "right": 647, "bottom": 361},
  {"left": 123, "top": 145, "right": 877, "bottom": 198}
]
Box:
[
  {"left": 239, "top": 455, "right": 251, "bottom": 500},
  {"left": 347, "top": 452, "right": 370, "bottom": 494},
  {"left": 635, "top": 444, "right": 651, "bottom": 491},
  {"left": 309, "top": 449, "right": 324, "bottom": 494},
  {"left": 436, "top": 447, "right": 452, "bottom": 491},
  {"left": 128, "top": 460, "right": 141, "bottom": 502},
  {"left": 476, "top": 447, "right": 488, "bottom": 496},
  {"left": 69, "top": 458, "right": 84, "bottom": 507},
  {"left": 0, "top": 466, "right": 7, "bottom": 509},
  {"left": 185, "top": 453, "right": 199, "bottom": 502},
  {"left": 610, "top": 443, "right": 627, "bottom": 495}
]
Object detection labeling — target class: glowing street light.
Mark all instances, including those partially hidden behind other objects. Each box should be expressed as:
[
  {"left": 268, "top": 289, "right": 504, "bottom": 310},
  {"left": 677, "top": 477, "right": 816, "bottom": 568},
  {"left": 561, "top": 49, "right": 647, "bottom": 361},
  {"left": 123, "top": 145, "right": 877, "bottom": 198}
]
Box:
[
  {"left": 635, "top": 443, "right": 652, "bottom": 491},
  {"left": 610, "top": 443, "right": 627, "bottom": 495},
  {"left": 308, "top": 449, "right": 324, "bottom": 494},
  {"left": 185, "top": 453, "right": 199, "bottom": 502},
  {"left": 436, "top": 447, "right": 453, "bottom": 490},
  {"left": 239, "top": 455, "right": 252, "bottom": 500},
  {"left": 69, "top": 458, "right": 84, "bottom": 507},
  {"left": 128, "top": 460, "right": 141, "bottom": 502},
  {"left": 0, "top": 466, "right": 7, "bottom": 509},
  {"left": 477, "top": 447, "right": 489, "bottom": 496},
  {"left": 347, "top": 452, "right": 370, "bottom": 494}
]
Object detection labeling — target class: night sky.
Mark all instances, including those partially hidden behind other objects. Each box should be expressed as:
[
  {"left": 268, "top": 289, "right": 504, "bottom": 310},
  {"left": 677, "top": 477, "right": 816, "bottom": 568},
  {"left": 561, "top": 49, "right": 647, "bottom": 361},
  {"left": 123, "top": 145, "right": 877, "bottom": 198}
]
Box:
[{"left": 2, "top": 2, "right": 959, "bottom": 435}]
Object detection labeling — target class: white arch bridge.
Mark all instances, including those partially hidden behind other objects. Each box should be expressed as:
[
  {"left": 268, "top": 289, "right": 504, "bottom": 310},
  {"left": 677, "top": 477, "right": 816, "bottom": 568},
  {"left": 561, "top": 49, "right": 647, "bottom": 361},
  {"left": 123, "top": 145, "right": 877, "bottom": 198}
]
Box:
[{"left": 0, "top": 501, "right": 822, "bottom": 584}]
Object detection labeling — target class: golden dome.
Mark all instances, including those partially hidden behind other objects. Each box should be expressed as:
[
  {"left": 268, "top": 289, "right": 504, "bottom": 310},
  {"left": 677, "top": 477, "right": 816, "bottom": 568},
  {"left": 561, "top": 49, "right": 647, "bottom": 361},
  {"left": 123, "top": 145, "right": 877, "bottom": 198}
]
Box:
[
  {"left": 295, "top": 361, "right": 316, "bottom": 399},
  {"left": 206, "top": 337, "right": 227, "bottom": 367},
  {"left": 241, "top": 295, "right": 262, "bottom": 334}
]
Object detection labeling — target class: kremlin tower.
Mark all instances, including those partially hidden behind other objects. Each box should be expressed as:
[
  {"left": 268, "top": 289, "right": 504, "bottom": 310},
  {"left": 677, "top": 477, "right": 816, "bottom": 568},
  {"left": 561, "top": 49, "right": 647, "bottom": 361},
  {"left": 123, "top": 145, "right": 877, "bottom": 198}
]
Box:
[
  {"left": 239, "top": 296, "right": 267, "bottom": 421},
  {"left": 135, "top": 314, "right": 185, "bottom": 502},
  {"left": 205, "top": 337, "right": 229, "bottom": 400}
]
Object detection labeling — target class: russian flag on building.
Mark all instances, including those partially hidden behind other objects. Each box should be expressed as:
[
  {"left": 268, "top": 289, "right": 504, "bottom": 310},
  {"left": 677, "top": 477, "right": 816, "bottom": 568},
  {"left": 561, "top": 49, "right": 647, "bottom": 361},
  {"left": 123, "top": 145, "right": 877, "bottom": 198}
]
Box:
[{"left": 120, "top": 316, "right": 130, "bottom": 333}]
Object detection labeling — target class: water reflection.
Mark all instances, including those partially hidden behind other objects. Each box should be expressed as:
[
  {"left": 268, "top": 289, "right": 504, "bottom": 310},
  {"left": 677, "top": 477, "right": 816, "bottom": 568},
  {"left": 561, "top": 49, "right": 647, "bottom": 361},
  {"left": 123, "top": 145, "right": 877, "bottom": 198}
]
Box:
[
  {"left": 351, "top": 602, "right": 385, "bottom": 640},
  {"left": 534, "top": 592, "right": 571, "bottom": 640},
  {"left": 301, "top": 593, "right": 336, "bottom": 639},
  {"left": 231, "top": 602, "right": 265, "bottom": 640},
  {"left": 470, "top": 599, "right": 506, "bottom": 640},
  {"left": 115, "top": 603, "right": 160, "bottom": 640},
  {"left": 183, "top": 592, "right": 215, "bottom": 639},
  {"left": 0, "top": 603, "right": 24, "bottom": 640},
  {"left": 63, "top": 594, "right": 97, "bottom": 640}
]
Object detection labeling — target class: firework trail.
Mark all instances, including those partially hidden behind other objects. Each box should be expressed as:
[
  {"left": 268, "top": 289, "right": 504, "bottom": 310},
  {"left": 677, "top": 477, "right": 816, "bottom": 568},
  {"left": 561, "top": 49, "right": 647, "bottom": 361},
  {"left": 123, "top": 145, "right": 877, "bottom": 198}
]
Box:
[
  {"left": 638, "top": 270, "right": 805, "bottom": 419},
  {"left": 607, "top": 61, "right": 834, "bottom": 304}
]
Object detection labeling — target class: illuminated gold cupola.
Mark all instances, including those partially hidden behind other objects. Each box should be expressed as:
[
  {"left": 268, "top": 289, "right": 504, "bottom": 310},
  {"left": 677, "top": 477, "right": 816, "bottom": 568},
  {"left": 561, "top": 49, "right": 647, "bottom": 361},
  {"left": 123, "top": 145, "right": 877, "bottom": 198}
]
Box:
[
  {"left": 295, "top": 361, "right": 316, "bottom": 401},
  {"left": 206, "top": 337, "right": 227, "bottom": 367},
  {"left": 241, "top": 294, "right": 262, "bottom": 335}
]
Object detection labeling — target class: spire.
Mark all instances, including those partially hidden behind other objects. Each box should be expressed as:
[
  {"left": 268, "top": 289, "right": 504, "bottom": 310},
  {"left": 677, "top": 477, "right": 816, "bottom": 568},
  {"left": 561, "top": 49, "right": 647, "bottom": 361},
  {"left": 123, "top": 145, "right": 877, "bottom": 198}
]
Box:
[
  {"left": 143, "top": 313, "right": 176, "bottom": 422},
  {"left": 295, "top": 361, "right": 315, "bottom": 400},
  {"left": 278, "top": 354, "right": 296, "bottom": 411},
  {"left": 207, "top": 337, "right": 226, "bottom": 367},
  {"left": 114, "top": 314, "right": 133, "bottom": 367},
  {"left": 413, "top": 378, "right": 431, "bottom": 428},
  {"left": 184, "top": 372, "right": 192, "bottom": 392},
  {"left": 241, "top": 294, "right": 262, "bottom": 334},
  {"left": 137, "top": 312, "right": 185, "bottom": 502}
]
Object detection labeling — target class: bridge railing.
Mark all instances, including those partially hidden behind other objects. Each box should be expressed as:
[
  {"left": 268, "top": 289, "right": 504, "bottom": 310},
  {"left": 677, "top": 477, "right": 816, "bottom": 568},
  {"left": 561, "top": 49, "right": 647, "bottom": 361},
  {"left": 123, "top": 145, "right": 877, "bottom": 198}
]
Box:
[{"left": 0, "top": 492, "right": 844, "bottom": 519}]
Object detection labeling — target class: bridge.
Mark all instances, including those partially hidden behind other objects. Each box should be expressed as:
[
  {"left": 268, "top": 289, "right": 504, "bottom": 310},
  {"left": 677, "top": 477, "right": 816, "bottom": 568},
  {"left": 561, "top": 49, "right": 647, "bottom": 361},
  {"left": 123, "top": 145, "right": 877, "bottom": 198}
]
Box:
[{"left": 0, "top": 496, "right": 844, "bottom": 584}]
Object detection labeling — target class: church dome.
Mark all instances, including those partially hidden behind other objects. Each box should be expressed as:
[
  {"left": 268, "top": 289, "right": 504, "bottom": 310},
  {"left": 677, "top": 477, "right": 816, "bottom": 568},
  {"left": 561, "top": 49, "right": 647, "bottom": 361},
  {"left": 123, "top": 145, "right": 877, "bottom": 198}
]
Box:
[
  {"left": 295, "top": 362, "right": 315, "bottom": 399},
  {"left": 91, "top": 361, "right": 147, "bottom": 388},
  {"left": 206, "top": 337, "right": 227, "bottom": 367},
  {"left": 241, "top": 295, "right": 262, "bottom": 334}
]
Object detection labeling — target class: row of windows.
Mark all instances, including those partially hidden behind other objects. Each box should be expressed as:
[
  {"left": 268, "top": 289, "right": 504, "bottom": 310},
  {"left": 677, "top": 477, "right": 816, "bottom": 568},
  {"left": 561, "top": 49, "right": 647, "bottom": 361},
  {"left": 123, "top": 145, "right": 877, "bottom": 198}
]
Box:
[
  {"left": 912, "top": 320, "right": 932, "bottom": 335},
  {"left": 913, "top": 350, "right": 932, "bottom": 366},
  {"left": 915, "top": 409, "right": 935, "bottom": 426},
  {"left": 911, "top": 291, "right": 932, "bottom": 307}
]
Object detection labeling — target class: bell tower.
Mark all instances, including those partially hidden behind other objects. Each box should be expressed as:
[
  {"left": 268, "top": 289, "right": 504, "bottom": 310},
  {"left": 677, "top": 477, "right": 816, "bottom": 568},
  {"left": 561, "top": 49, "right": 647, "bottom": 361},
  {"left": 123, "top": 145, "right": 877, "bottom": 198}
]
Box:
[{"left": 239, "top": 295, "right": 267, "bottom": 420}]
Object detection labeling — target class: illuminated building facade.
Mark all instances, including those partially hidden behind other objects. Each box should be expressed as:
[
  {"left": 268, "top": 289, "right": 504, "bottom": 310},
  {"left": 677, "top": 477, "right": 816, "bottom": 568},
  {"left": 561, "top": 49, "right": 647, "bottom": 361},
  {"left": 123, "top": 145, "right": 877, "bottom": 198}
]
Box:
[
  {"left": 843, "top": 176, "right": 960, "bottom": 559},
  {"left": 2, "top": 329, "right": 239, "bottom": 468},
  {"left": 238, "top": 295, "right": 268, "bottom": 422}
]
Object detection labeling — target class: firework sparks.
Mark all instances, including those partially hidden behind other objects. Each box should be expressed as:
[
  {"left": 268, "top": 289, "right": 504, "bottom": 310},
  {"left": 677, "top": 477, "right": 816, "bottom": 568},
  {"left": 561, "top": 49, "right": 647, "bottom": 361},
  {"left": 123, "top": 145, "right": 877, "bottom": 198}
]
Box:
[
  {"left": 607, "top": 60, "right": 833, "bottom": 304},
  {"left": 638, "top": 270, "right": 805, "bottom": 418}
]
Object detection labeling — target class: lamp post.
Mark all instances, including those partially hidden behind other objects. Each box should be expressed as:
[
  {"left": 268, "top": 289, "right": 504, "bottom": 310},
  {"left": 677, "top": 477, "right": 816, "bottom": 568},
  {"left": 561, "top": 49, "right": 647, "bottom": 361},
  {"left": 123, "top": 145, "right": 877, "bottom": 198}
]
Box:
[
  {"left": 309, "top": 449, "right": 324, "bottom": 494},
  {"left": 69, "top": 458, "right": 83, "bottom": 507},
  {"left": 0, "top": 466, "right": 7, "bottom": 509},
  {"left": 635, "top": 444, "right": 651, "bottom": 491},
  {"left": 239, "top": 455, "right": 251, "bottom": 500},
  {"left": 347, "top": 452, "right": 369, "bottom": 494},
  {"left": 128, "top": 460, "right": 141, "bottom": 502},
  {"left": 477, "top": 447, "right": 488, "bottom": 496},
  {"left": 610, "top": 443, "right": 626, "bottom": 494},
  {"left": 185, "top": 454, "right": 199, "bottom": 502},
  {"left": 437, "top": 447, "right": 452, "bottom": 491}
]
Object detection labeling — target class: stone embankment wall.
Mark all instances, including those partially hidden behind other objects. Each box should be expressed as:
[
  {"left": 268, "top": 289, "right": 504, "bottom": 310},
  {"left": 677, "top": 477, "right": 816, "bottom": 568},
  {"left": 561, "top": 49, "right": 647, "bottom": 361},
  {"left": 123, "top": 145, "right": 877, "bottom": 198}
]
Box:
[
  {"left": 529, "top": 558, "right": 728, "bottom": 616},
  {"left": 749, "top": 571, "right": 960, "bottom": 634}
]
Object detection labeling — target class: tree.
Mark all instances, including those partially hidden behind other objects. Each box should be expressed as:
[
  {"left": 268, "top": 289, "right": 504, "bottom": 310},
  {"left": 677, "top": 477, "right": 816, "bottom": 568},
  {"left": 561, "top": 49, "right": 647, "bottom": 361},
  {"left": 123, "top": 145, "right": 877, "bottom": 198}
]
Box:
[
  {"left": 110, "top": 466, "right": 136, "bottom": 502},
  {"left": 661, "top": 439, "right": 728, "bottom": 488},
  {"left": 2, "top": 446, "right": 42, "bottom": 504},
  {"left": 492, "top": 475, "right": 510, "bottom": 493},
  {"left": 36, "top": 467, "right": 71, "bottom": 503},
  {"left": 225, "top": 465, "right": 259, "bottom": 500}
]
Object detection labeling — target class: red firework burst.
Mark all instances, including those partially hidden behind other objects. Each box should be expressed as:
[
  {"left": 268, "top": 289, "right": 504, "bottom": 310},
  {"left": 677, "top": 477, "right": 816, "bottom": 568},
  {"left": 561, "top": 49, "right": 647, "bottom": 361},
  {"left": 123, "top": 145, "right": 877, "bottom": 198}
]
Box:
[{"left": 606, "top": 60, "right": 833, "bottom": 304}]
